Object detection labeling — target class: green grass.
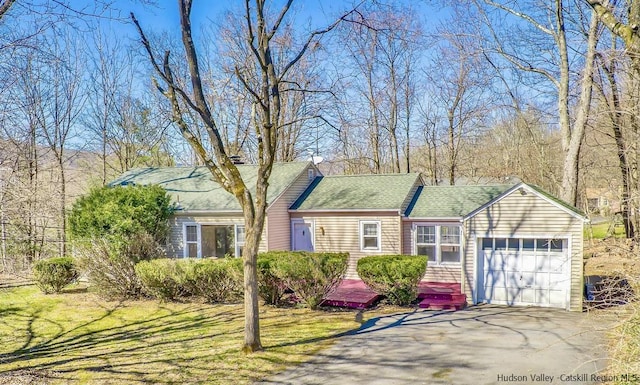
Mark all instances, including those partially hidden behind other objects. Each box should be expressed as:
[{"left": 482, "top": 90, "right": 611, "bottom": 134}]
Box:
[
  {"left": 585, "top": 222, "right": 626, "bottom": 239},
  {"left": 0, "top": 284, "right": 366, "bottom": 384}
]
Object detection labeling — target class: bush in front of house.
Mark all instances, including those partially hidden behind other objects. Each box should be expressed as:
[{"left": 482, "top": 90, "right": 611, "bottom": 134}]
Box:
[
  {"left": 68, "top": 184, "right": 173, "bottom": 299},
  {"left": 135, "top": 258, "right": 191, "bottom": 301},
  {"left": 357, "top": 255, "right": 427, "bottom": 306},
  {"left": 184, "top": 258, "right": 243, "bottom": 303},
  {"left": 270, "top": 252, "right": 348, "bottom": 310},
  {"left": 75, "top": 232, "right": 165, "bottom": 299},
  {"left": 256, "top": 252, "right": 290, "bottom": 306},
  {"left": 68, "top": 184, "right": 174, "bottom": 243},
  {"left": 33, "top": 257, "right": 79, "bottom": 294}
]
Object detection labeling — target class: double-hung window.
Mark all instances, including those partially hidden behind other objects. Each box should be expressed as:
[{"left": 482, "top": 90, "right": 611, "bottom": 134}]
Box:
[
  {"left": 416, "top": 225, "right": 436, "bottom": 262},
  {"left": 360, "top": 221, "right": 381, "bottom": 251},
  {"left": 415, "top": 224, "right": 461, "bottom": 264},
  {"left": 185, "top": 225, "right": 199, "bottom": 258}
]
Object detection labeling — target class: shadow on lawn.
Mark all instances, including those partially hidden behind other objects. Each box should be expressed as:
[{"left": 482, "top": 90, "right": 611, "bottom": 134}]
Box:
[{"left": 0, "top": 301, "right": 244, "bottom": 384}]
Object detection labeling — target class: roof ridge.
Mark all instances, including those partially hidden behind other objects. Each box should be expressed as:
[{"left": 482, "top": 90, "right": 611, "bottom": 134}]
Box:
[{"left": 322, "top": 173, "right": 419, "bottom": 178}]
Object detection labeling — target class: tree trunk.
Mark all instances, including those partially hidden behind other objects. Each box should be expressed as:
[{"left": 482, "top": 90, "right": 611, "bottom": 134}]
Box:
[{"left": 241, "top": 213, "right": 262, "bottom": 352}]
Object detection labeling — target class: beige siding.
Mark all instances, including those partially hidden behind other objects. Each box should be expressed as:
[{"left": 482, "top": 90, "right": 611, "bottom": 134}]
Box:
[
  {"left": 266, "top": 164, "right": 319, "bottom": 250},
  {"left": 166, "top": 214, "right": 267, "bottom": 257},
  {"left": 402, "top": 220, "right": 463, "bottom": 283},
  {"left": 290, "top": 211, "right": 402, "bottom": 279},
  {"left": 465, "top": 191, "right": 584, "bottom": 311}
]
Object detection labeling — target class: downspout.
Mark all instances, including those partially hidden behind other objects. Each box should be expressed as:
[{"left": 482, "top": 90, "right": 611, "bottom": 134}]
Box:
[{"left": 460, "top": 218, "right": 466, "bottom": 298}]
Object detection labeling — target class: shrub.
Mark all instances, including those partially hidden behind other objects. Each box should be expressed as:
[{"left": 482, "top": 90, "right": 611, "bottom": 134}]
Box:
[
  {"left": 357, "top": 255, "right": 427, "bottom": 306},
  {"left": 271, "top": 252, "right": 348, "bottom": 310},
  {"left": 136, "top": 259, "right": 191, "bottom": 301},
  {"left": 33, "top": 257, "right": 79, "bottom": 294},
  {"left": 185, "top": 258, "right": 243, "bottom": 303},
  {"left": 256, "top": 252, "right": 290, "bottom": 306},
  {"left": 75, "top": 233, "right": 165, "bottom": 299},
  {"left": 68, "top": 184, "right": 173, "bottom": 243}
]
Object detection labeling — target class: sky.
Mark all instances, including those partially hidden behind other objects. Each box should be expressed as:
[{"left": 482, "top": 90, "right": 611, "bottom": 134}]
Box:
[{"left": 107, "top": 1, "right": 394, "bottom": 41}]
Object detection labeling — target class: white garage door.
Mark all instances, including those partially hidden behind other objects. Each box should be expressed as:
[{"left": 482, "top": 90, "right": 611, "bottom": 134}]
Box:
[{"left": 479, "top": 238, "right": 570, "bottom": 309}]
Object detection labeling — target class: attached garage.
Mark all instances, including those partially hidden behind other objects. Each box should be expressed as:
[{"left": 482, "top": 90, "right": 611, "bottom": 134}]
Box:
[
  {"left": 478, "top": 237, "right": 571, "bottom": 308},
  {"left": 465, "top": 184, "right": 586, "bottom": 311}
]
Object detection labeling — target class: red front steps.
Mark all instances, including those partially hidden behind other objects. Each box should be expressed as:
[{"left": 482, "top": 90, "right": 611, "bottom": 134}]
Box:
[
  {"left": 321, "top": 280, "right": 466, "bottom": 310},
  {"left": 321, "top": 279, "right": 381, "bottom": 309},
  {"left": 417, "top": 282, "right": 466, "bottom": 310}
]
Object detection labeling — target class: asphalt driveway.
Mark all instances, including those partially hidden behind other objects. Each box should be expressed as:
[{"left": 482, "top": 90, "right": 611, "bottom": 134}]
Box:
[{"left": 260, "top": 305, "right": 610, "bottom": 385}]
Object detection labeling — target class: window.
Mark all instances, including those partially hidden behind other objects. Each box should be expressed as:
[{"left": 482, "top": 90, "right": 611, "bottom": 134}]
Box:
[
  {"left": 308, "top": 168, "right": 315, "bottom": 181},
  {"left": 183, "top": 223, "right": 244, "bottom": 258},
  {"left": 185, "top": 225, "right": 198, "bottom": 258},
  {"left": 416, "top": 225, "right": 436, "bottom": 262},
  {"left": 360, "top": 221, "right": 381, "bottom": 251},
  {"left": 235, "top": 225, "right": 245, "bottom": 257},
  {"left": 415, "top": 224, "right": 461, "bottom": 264},
  {"left": 482, "top": 238, "right": 566, "bottom": 253}
]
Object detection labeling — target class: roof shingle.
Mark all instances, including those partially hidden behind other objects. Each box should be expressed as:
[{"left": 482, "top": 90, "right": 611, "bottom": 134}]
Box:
[
  {"left": 109, "top": 162, "right": 311, "bottom": 212},
  {"left": 290, "top": 173, "right": 421, "bottom": 211},
  {"left": 405, "top": 184, "right": 515, "bottom": 218}
]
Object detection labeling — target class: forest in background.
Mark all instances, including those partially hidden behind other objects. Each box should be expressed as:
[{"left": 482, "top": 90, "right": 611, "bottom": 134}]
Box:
[{"left": 0, "top": 0, "right": 637, "bottom": 272}]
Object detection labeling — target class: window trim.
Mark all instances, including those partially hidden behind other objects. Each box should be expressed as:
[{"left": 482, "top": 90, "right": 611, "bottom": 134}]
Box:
[
  {"left": 182, "top": 222, "right": 244, "bottom": 258},
  {"left": 360, "top": 220, "right": 381, "bottom": 252},
  {"left": 413, "top": 223, "right": 462, "bottom": 265},
  {"left": 183, "top": 223, "right": 201, "bottom": 258}
]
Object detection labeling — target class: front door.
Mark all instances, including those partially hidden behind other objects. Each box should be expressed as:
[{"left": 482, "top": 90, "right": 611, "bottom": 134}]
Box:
[{"left": 292, "top": 220, "right": 314, "bottom": 251}]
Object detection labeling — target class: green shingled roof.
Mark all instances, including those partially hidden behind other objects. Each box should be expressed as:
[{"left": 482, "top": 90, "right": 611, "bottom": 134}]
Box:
[
  {"left": 290, "top": 173, "right": 421, "bottom": 211},
  {"left": 109, "top": 162, "right": 312, "bottom": 212},
  {"left": 405, "top": 184, "right": 515, "bottom": 218}
]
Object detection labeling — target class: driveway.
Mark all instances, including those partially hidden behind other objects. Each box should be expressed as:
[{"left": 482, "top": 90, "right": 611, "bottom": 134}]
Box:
[{"left": 260, "top": 305, "right": 610, "bottom": 385}]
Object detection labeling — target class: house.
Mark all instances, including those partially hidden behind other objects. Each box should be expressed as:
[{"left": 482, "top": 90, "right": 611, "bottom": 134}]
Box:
[{"left": 112, "top": 161, "right": 586, "bottom": 311}]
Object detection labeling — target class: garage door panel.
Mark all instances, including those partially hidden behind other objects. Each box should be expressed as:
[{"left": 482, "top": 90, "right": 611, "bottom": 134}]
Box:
[
  {"left": 535, "top": 273, "right": 549, "bottom": 287},
  {"left": 548, "top": 255, "right": 567, "bottom": 270},
  {"left": 521, "top": 255, "right": 537, "bottom": 271},
  {"left": 535, "top": 289, "right": 549, "bottom": 304},
  {"left": 521, "top": 288, "right": 536, "bottom": 303},
  {"left": 480, "top": 238, "right": 569, "bottom": 309},
  {"left": 536, "top": 255, "right": 551, "bottom": 270},
  {"left": 549, "top": 290, "right": 565, "bottom": 305}
]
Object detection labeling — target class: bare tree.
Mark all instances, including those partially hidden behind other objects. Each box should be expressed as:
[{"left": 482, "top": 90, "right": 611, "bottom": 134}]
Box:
[
  {"left": 477, "top": 0, "right": 601, "bottom": 205},
  {"left": 423, "top": 23, "right": 494, "bottom": 185},
  {"left": 585, "top": 0, "right": 640, "bottom": 240},
  {"left": 334, "top": 5, "right": 422, "bottom": 174},
  {"left": 133, "top": 0, "right": 363, "bottom": 352}
]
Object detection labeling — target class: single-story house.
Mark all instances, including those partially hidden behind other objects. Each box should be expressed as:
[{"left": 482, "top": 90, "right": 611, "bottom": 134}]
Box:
[{"left": 112, "top": 161, "right": 586, "bottom": 311}]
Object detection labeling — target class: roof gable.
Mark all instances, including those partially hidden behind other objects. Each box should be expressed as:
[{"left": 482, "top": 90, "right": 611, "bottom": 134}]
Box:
[
  {"left": 109, "top": 162, "right": 313, "bottom": 212},
  {"left": 290, "top": 173, "right": 421, "bottom": 211},
  {"left": 464, "top": 182, "right": 586, "bottom": 220}
]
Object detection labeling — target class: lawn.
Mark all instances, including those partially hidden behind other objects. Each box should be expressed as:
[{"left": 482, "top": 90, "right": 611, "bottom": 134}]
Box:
[
  {"left": 585, "top": 221, "right": 626, "bottom": 239},
  {"left": 0, "top": 283, "right": 368, "bottom": 385}
]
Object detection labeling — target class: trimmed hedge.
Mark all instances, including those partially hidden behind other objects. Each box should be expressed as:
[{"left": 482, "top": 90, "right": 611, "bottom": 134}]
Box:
[
  {"left": 269, "top": 251, "right": 348, "bottom": 309},
  {"left": 135, "top": 258, "right": 243, "bottom": 303},
  {"left": 256, "top": 253, "right": 289, "bottom": 306},
  {"left": 357, "top": 255, "right": 427, "bottom": 306},
  {"left": 185, "top": 258, "right": 243, "bottom": 303},
  {"left": 33, "top": 257, "right": 79, "bottom": 294},
  {"left": 135, "top": 259, "right": 190, "bottom": 301}
]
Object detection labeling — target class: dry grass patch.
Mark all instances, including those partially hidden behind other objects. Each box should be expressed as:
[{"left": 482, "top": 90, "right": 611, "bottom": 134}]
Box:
[
  {"left": 584, "top": 239, "right": 640, "bottom": 384},
  {"left": 0, "top": 283, "right": 370, "bottom": 384}
]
